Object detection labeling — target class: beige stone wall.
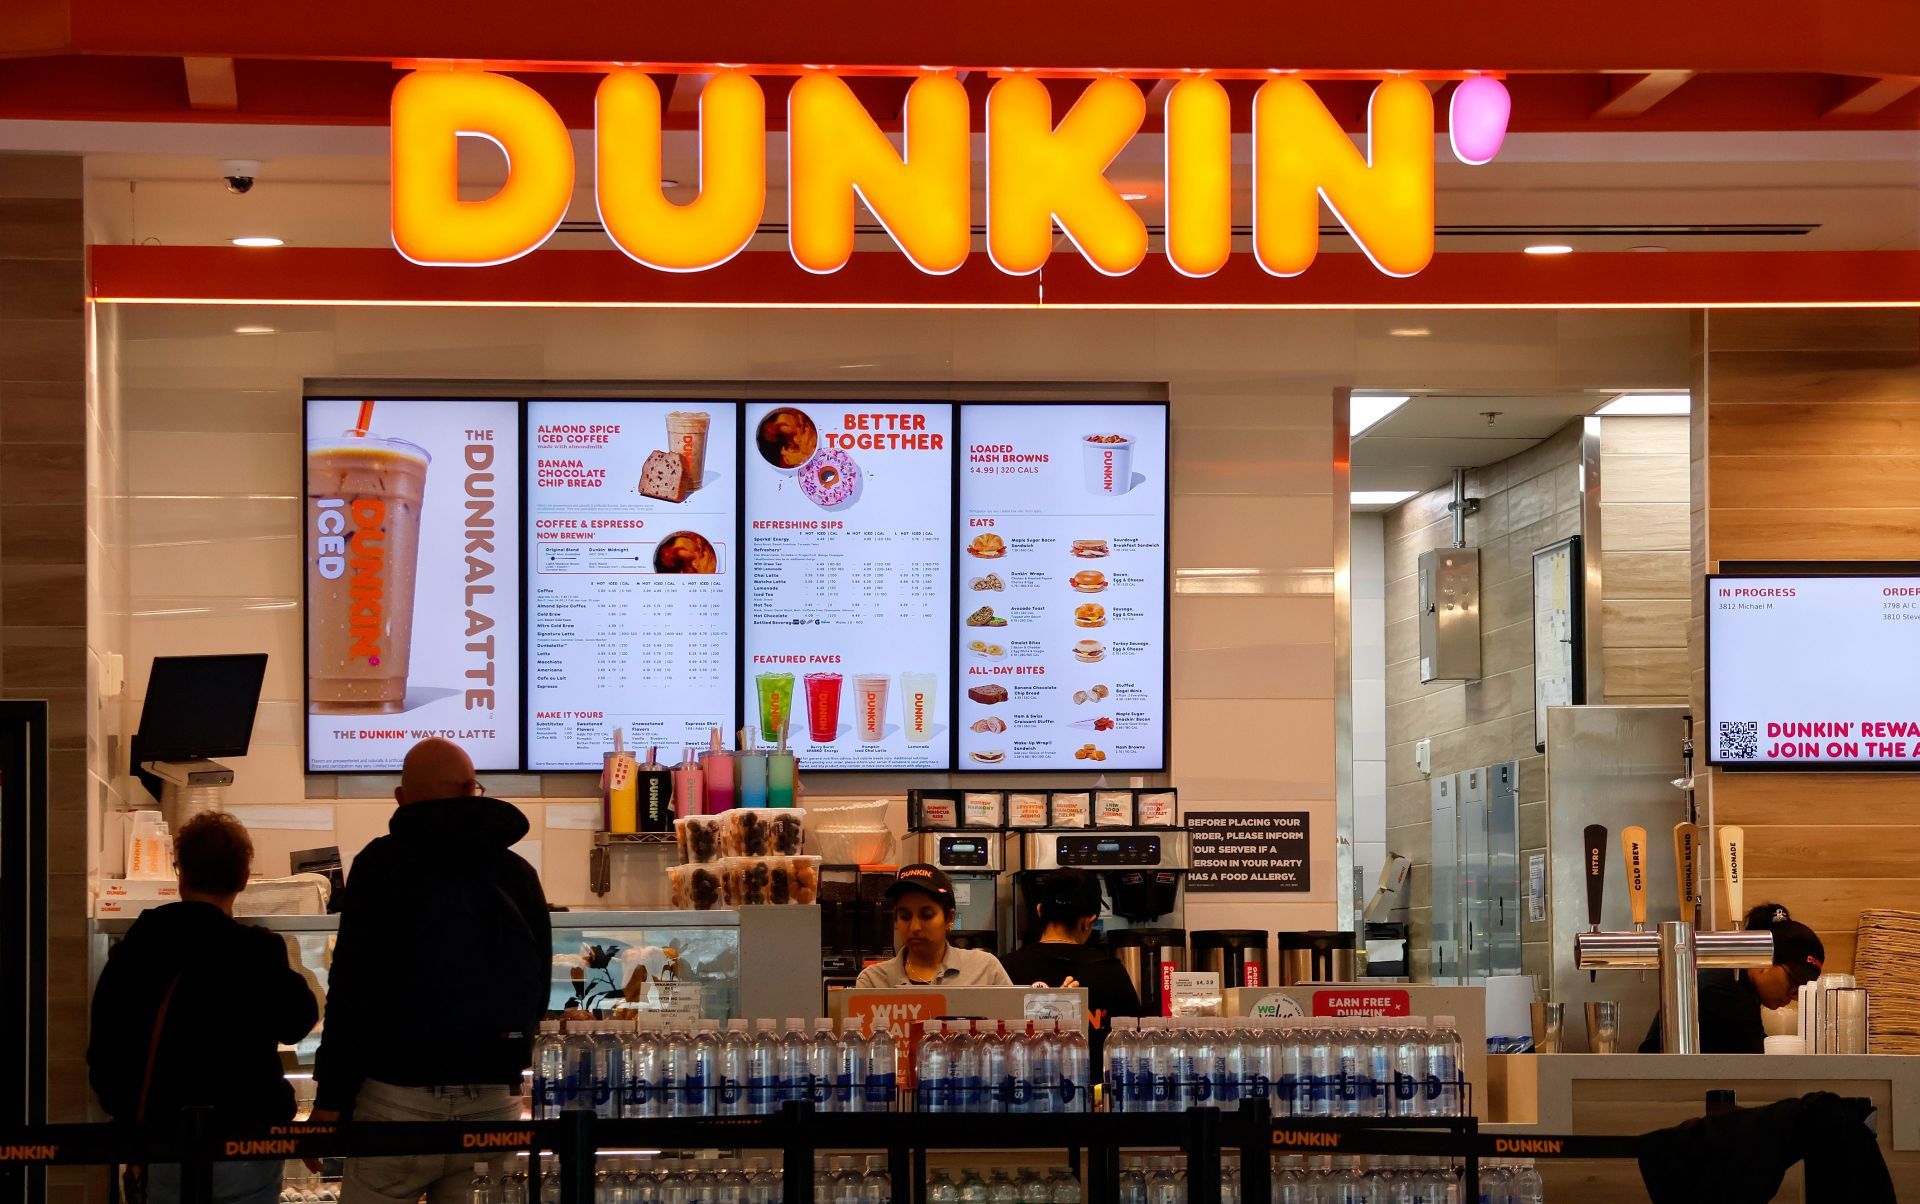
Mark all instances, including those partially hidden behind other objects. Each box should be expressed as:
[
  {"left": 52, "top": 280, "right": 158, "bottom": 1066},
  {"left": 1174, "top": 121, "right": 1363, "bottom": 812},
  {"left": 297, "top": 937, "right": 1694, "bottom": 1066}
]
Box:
[{"left": 1598, "top": 415, "right": 1691, "bottom": 704}]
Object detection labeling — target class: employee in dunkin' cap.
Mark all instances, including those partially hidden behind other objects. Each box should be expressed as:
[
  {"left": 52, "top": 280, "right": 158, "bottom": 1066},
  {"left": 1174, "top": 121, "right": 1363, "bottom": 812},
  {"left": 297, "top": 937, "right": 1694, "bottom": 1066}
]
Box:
[{"left": 854, "top": 864, "right": 1013, "bottom": 988}]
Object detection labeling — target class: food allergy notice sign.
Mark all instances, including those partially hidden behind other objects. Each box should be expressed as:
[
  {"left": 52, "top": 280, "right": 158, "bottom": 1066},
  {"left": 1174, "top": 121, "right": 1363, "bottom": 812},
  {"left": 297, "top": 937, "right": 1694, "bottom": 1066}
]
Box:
[{"left": 1186, "top": 811, "right": 1310, "bottom": 892}]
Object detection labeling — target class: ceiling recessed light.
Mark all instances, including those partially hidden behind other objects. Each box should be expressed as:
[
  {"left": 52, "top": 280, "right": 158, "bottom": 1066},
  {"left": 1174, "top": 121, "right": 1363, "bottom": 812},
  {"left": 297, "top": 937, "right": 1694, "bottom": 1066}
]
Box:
[
  {"left": 233, "top": 325, "right": 275, "bottom": 335},
  {"left": 1350, "top": 393, "right": 1412, "bottom": 437},
  {"left": 1389, "top": 327, "right": 1431, "bottom": 338},
  {"left": 1597, "top": 392, "right": 1690, "bottom": 416},
  {"left": 1120, "top": 192, "right": 1150, "bottom": 202},
  {"left": 229, "top": 236, "right": 284, "bottom": 248},
  {"left": 1352, "top": 490, "right": 1419, "bottom": 506},
  {"left": 1523, "top": 243, "right": 1573, "bottom": 256}
]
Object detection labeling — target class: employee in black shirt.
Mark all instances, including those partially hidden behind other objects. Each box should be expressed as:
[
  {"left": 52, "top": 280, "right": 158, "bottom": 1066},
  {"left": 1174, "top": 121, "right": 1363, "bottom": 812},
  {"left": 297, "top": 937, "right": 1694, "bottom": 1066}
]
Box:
[
  {"left": 1640, "top": 902, "right": 1826, "bottom": 1053},
  {"left": 1001, "top": 868, "right": 1145, "bottom": 1072}
]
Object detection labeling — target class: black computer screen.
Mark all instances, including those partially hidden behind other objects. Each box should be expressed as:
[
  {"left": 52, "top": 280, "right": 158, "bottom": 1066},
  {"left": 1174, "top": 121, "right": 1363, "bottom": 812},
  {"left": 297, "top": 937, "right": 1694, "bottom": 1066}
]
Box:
[{"left": 133, "top": 653, "right": 268, "bottom": 762}]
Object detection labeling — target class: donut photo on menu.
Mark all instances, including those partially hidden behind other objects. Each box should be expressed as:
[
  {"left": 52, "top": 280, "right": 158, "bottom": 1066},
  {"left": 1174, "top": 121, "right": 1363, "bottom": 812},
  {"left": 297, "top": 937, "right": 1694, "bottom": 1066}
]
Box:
[
  {"left": 653, "top": 530, "right": 719, "bottom": 574},
  {"left": 797, "top": 446, "right": 861, "bottom": 510},
  {"left": 755, "top": 406, "right": 820, "bottom": 469}
]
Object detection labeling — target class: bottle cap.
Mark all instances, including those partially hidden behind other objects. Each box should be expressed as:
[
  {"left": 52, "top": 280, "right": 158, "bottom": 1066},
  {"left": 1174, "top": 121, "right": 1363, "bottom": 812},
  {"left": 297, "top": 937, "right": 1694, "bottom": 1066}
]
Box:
[
  {"left": 1434, "top": 1014, "right": 1456, "bottom": 1028},
  {"left": 700, "top": 1018, "right": 721, "bottom": 1032},
  {"left": 728, "top": 1018, "right": 749, "bottom": 1032},
  {"left": 756, "top": 1018, "right": 777, "bottom": 1033}
]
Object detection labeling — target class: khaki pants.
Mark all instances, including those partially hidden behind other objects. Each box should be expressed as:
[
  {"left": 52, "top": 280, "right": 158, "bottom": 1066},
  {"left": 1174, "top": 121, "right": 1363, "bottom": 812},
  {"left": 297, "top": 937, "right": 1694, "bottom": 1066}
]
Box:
[{"left": 339, "top": 1080, "right": 522, "bottom": 1204}]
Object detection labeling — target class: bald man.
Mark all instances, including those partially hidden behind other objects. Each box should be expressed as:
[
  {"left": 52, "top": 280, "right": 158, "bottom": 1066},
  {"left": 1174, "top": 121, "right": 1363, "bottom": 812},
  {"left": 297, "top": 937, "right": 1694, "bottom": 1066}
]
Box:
[{"left": 313, "top": 738, "right": 550, "bottom": 1204}]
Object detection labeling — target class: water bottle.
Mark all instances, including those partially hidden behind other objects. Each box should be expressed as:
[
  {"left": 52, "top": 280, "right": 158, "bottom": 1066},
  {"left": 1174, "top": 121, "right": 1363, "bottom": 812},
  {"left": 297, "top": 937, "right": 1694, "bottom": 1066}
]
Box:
[
  {"left": 1056, "top": 1019, "right": 1089, "bottom": 1112},
  {"left": 988, "top": 1169, "right": 1019, "bottom": 1204},
  {"left": 621, "top": 1021, "right": 657, "bottom": 1119},
  {"left": 714, "top": 1160, "right": 747, "bottom": 1204},
  {"left": 1378, "top": 1161, "right": 1414, "bottom": 1204},
  {"left": 1219, "top": 1161, "right": 1239, "bottom": 1204},
  {"left": 927, "top": 1171, "right": 959, "bottom": 1204},
  {"left": 858, "top": 1156, "right": 889, "bottom": 1203},
  {"left": 1206, "top": 1020, "right": 1237, "bottom": 1106},
  {"left": 1174, "top": 1020, "right": 1208, "bottom": 1109},
  {"left": 467, "top": 1163, "right": 494, "bottom": 1204},
  {"left": 833, "top": 1018, "right": 867, "bottom": 1113},
  {"left": 957, "top": 1170, "right": 989, "bottom": 1204},
  {"left": 916, "top": 1020, "right": 952, "bottom": 1112},
  {"left": 1015, "top": 1169, "right": 1047, "bottom": 1204},
  {"left": 1143, "top": 1018, "right": 1176, "bottom": 1114},
  {"left": 1240, "top": 1021, "right": 1273, "bottom": 1106},
  {"left": 806, "top": 1019, "right": 837, "bottom": 1111},
  {"left": 748, "top": 1019, "right": 782, "bottom": 1114},
  {"left": 1304, "top": 1022, "right": 1336, "bottom": 1118},
  {"left": 1390, "top": 1023, "right": 1426, "bottom": 1119},
  {"left": 1273, "top": 1157, "right": 1306, "bottom": 1204},
  {"left": 1027, "top": 1022, "right": 1059, "bottom": 1114},
  {"left": 561, "top": 1021, "right": 597, "bottom": 1112},
  {"left": 592, "top": 1022, "right": 628, "bottom": 1118},
  {"left": 721, "top": 1019, "right": 751, "bottom": 1116},
  {"left": 950, "top": 1021, "right": 984, "bottom": 1112},
  {"left": 1146, "top": 1157, "right": 1182, "bottom": 1204},
  {"left": 1425, "top": 1016, "right": 1463, "bottom": 1117},
  {"left": 864, "top": 1021, "right": 898, "bottom": 1110},
  {"left": 1049, "top": 1168, "right": 1081, "bottom": 1204},
  {"left": 1508, "top": 1161, "right": 1542, "bottom": 1204},
  {"left": 812, "top": 1156, "right": 834, "bottom": 1204},
  {"left": 1477, "top": 1162, "right": 1512, "bottom": 1204},
  {"left": 684, "top": 1020, "right": 718, "bottom": 1116},
  {"left": 1274, "top": 1025, "right": 1304, "bottom": 1118},
  {"left": 980, "top": 1020, "right": 1011, "bottom": 1112},
  {"left": 781, "top": 1018, "right": 812, "bottom": 1109},
  {"left": 1104, "top": 1017, "right": 1135, "bottom": 1112},
  {"left": 540, "top": 1171, "right": 561, "bottom": 1204},
  {"left": 1118, "top": 1158, "right": 1148, "bottom": 1204},
  {"left": 501, "top": 1170, "right": 529, "bottom": 1204},
  {"left": 1002, "top": 1021, "right": 1033, "bottom": 1113},
  {"left": 532, "top": 1020, "right": 566, "bottom": 1120},
  {"left": 1330, "top": 1019, "right": 1364, "bottom": 1117},
  {"left": 744, "top": 1160, "right": 778, "bottom": 1204},
  {"left": 661, "top": 1025, "right": 691, "bottom": 1117}
]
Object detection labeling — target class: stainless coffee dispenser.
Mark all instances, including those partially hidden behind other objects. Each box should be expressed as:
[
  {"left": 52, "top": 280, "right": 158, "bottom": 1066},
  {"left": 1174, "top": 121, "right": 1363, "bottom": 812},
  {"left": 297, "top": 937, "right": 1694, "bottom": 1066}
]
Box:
[
  {"left": 1277, "top": 930, "right": 1357, "bottom": 984},
  {"left": 914, "top": 831, "right": 1015, "bottom": 953},
  {"left": 1019, "top": 829, "right": 1190, "bottom": 937}
]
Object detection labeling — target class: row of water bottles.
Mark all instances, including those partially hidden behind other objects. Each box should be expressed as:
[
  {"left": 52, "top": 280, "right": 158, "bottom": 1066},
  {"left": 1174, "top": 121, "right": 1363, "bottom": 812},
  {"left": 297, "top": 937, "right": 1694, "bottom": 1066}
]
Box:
[
  {"left": 532, "top": 1016, "right": 898, "bottom": 1118},
  {"left": 912, "top": 1019, "right": 1091, "bottom": 1112},
  {"left": 1104, "top": 1155, "right": 1542, "bottom": 1204},
  {"left": 471, "top": 1155, "right": 887, "bottom": 1204},
  {"left": 1105, "top": 1015, "right": 1465, "bottom": 1117},
  {"left": 923, "top": 1166, "right": 1082, "bottom": 1202}
]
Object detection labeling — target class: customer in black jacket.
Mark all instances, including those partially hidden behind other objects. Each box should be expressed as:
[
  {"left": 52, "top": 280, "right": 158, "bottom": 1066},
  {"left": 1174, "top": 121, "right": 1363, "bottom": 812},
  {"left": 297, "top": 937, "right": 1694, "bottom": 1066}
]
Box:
[
  {"left": 313, "top": 738, "right": 550, "bottom": 1204},
  {"left": 1001, "top": 868, "right": 1145, "bottom": 1077},
  {"left": 88, "top": 811, "right": 318, "bottom": 1204}
]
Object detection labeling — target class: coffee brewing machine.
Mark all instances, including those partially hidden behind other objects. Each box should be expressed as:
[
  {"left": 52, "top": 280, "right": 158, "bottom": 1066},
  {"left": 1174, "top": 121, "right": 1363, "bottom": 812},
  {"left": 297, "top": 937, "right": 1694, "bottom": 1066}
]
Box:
[{"left": 914, "top": 830, "right": 1017, "bottom": 953}]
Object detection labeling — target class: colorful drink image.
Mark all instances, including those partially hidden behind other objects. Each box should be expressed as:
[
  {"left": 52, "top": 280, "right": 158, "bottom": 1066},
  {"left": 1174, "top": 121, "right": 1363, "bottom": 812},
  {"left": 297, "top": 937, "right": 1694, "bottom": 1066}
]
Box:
[
  {"left": 853, "top": 674, "right": 890, "bottom": 742},
  {"left": 756, "top": 671, "right": 796, "bottom": 743},
  {"left": 604, "top": 744, "right": 639, "bottom": 834},
  {"left": 900, "top": 671, "right": 938, "bottom": 743},
  {"left": 804, "top": 671, "right": 844, "bottom": 743},
  {"left": 665, "top": 410, "right": 712, "bottom": 488},
  {"left": 1082, "top": 432, "right": 1137, "bottom": 496},
  {"left": 306, "top": 431, "right": 430, "bottom": 714}
]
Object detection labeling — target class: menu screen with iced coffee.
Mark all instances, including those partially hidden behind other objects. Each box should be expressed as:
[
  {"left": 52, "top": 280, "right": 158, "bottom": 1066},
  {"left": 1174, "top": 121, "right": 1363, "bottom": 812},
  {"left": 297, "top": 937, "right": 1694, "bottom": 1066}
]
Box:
[
  {"left": 525, "top": 401, "right": 739, "bottom": 769},
  {"left": 741, "top": 402, "right": 955, "bottom": 769},
  {"left": 956, "top": 403, "right": 1168, "bottom": 770},
  {"left": 304, "top": 398, "right": 523, "bottom": 771}
]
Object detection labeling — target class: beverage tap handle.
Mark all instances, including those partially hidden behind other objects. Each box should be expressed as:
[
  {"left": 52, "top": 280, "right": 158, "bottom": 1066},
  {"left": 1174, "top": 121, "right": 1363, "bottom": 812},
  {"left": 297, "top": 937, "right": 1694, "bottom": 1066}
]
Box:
[
  {"left": 1720, "top": 825, "right": 1745, "bottom": 929},
  {"left": 1621, "top": 826, "right": 1649, "bottom": 932},
  {"left": 1673, "top": 822, "right": 1699, "bottom": 925},
  {"left": 1584, "top": 822, "right": 1608, "bottom": 983}
]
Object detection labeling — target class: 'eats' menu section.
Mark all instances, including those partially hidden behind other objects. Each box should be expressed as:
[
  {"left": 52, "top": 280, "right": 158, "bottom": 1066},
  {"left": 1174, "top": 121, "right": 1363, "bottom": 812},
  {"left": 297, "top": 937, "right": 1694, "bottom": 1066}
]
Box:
[
  {"left": 957, "top": 403, "right": 1168, "bottom": 771},
  {"left": 525, "top": 401, "right": 738, "bottom": 769},
  {"left": 741, "top": 401, "right": 954, "bottom": 770}
]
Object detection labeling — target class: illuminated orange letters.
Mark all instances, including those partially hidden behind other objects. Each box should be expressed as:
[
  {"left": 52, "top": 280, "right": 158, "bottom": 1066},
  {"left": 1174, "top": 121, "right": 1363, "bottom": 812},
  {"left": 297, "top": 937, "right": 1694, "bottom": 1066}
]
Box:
[
  {"left": 788, "top": 72, "right": 971, "bottom": 274},
  {"left": 987, "top": 75, "right": 1148, "bottom": 276},
  {"left": 597, "top": 71, "right": 766, "bottom": 272},
  {"left": 1164, "top": 76, "right": 1233, "bottom": 278},
  {"left": 390, "top": 70, "right": 575, "bottom": 267},
  {"left": 1253, "top": 76, "right": 1436, "bottom": 277}
]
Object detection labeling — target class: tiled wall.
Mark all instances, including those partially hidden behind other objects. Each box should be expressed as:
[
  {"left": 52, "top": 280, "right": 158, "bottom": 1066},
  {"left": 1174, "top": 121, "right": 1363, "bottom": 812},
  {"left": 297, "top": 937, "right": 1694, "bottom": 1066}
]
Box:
[
  {"left": 1383, "top": 421, "right": 1585, "bottom": 982},
  {"left": 1597, "top": 415, "right": 1691, "bottom": 704},
  {"left": 1349, "top": 514, "right": 1388, "bottom": 906}
]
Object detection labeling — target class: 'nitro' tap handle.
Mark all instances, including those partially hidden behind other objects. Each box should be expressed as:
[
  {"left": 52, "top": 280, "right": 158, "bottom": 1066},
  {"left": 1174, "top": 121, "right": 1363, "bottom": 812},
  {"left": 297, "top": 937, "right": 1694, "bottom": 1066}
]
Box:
[{"left": 1583, "top": 824, "right": 1608, "bottom": 931}]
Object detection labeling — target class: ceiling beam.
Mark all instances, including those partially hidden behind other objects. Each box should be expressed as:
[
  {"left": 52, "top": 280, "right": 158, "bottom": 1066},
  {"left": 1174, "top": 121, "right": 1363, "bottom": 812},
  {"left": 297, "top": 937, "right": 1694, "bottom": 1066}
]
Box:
[
  {"left": 1825, "top": 74, "right": 1920, "bottom": 117},
  {"left": 1592, "top": 70, "right": 1695, "bottom": 118},
  {"left": 180, "top": 55, "right": 236, "bottom": 110}
]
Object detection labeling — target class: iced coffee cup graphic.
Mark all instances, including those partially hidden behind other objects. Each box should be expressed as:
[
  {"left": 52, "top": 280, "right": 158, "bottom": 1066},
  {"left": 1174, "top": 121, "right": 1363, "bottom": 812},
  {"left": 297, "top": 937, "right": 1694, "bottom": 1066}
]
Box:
[
  {"left": 1082, "top": 433, "right": 1136, "bottom": 496},
  {"left": 307, "top": 430, "right": 429, "bottom": 714},
  {"left": 665, "top": 410, "right": 711, "bottom": 490}
]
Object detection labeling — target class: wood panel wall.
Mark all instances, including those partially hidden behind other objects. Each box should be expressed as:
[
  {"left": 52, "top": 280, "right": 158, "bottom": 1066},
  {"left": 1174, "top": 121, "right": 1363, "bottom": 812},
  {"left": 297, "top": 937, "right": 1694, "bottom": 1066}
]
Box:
[
  {"left": 1598, "top": 415, "right": 1691, "bottom": 703},
  {"left": 1695, "top": 309, "right": 1920, "bottom": 974}
]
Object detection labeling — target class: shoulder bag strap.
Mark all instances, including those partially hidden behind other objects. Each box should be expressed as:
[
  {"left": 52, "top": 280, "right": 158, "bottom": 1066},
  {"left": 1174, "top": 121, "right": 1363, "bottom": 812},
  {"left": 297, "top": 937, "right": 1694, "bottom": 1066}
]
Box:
[{"left": 134, "top": 972, "right": 184, "bottom": 1125}]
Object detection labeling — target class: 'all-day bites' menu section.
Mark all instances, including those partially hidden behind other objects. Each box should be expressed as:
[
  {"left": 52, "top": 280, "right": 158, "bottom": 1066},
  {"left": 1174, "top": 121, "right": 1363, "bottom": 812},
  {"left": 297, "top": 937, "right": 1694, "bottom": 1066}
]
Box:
[
  {"left": 525, "top": 401, "right": 738, "bottom": 769},
  {"left": 957, "top": 403, "right": 1168, "bottom": 770},
  {"left": 742, "top": 402, "right": 954, "bottom": 769},
  {"left": 305, "top": 398, "right": 522, "bottom": 771}
]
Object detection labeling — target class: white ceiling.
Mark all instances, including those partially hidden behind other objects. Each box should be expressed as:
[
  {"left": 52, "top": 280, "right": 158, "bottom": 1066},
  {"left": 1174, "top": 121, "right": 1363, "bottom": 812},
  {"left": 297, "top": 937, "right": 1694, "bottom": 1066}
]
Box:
[{"left": 1351, "top": 390, "right": 1620, "bottom": 495}]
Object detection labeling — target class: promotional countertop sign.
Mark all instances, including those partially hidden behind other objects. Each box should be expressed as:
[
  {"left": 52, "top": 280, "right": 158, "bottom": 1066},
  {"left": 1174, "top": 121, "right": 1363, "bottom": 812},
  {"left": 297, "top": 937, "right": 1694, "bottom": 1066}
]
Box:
[
  {"left": 385, "top": 69, "right": 1510, "bottom": 277},
  {"left": 1708, "top": 573, "right": 1920, "bottom": 769},
  {"left": 525, "top": 400, "right": 739, "bottom": 770},
  {"left": 741, "top": 401, "right": 955, "bottom": 770},
  {"left": 304, "top": 398, "right": 523, "bottom": 771},
  {"left": 957, "top": 403, "right": 1168, "bottom": 771}
]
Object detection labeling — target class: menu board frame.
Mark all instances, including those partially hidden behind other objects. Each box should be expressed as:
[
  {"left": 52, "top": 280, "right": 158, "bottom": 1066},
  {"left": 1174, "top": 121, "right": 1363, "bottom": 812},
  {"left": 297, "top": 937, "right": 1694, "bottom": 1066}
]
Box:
[
  {"left": 301, "top": 396, "right": 528, "bottom": 772},
  {"left": 300, "top": 392, "right": 1172, "bottom": 775},
  {"left": 953, "top": 401, "right": 1172, "bottom": 774}
]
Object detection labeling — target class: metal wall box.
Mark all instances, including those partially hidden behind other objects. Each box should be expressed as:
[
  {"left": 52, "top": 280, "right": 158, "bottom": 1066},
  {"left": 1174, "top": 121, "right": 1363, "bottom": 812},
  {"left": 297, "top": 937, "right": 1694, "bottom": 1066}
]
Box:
[{"left": 1418, "top": 548, "right": 1482, "bottom": 682}]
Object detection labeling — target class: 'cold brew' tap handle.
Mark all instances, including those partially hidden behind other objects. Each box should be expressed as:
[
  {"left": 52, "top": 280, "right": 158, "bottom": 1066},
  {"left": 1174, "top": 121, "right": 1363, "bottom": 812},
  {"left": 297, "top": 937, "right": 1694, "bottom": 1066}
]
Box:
[{"left": 1621, "top": 826, "right": 1649, "bottom": 932}]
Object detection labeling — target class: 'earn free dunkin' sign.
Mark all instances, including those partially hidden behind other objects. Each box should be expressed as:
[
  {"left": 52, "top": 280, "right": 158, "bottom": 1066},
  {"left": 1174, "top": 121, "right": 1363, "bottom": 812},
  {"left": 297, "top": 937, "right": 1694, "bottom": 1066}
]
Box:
[{"left": 387, "top": 69, "right": 1510, "bottom": 277}]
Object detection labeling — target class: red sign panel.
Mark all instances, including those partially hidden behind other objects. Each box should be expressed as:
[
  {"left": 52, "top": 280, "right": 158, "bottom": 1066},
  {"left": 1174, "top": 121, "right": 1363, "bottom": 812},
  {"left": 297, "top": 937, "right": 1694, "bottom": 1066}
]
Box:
[{"left": 1312, "top": 989, "right": 1411, "bottom": 1018}]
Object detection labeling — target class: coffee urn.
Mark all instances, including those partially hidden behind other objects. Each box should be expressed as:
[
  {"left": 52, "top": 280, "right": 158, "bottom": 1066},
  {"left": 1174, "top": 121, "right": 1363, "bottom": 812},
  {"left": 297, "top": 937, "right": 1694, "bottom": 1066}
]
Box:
[
  {"left": 1110, "top": 928, "right": 1187, "bottom": 1016},
  {"left": 1191, "top": 929, "right": 1270, "bottom": 988},
  {"left": 1277, "top": 930, "right": 1357, "bottom": 984}
]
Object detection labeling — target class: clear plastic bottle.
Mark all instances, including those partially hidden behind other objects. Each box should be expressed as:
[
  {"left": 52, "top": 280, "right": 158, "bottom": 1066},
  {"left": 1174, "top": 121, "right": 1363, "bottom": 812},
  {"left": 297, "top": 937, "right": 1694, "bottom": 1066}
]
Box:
[
  {"left": 781, "top": 1018, "right": 812, "bottom": 1110},
  {"left": 593, "top": 1022, "right": 629, "bottom": 1118},
  {"left": 744, "top": 1159, "right": 778, "bottom": 1204},
  {"left": 561, "top": 1020, "right": 597, "bottom": 1113},
  {"left": 622, "top": 1020, "right": 659, "bottom": 1120},
  {"left": 806, "top": 1018, "right": 838, "bottom": 1112},
  {"left": 927, "top": 1170, "right": 960, "bottom": 1204},
  {"left": 864, "top": 1021, "right": 898, "bottom": 1111},
  {"left": 1272, "top": 1156, "right": 1306, "bottom": 1204},
  {"left": 1273, "top": 1024, "right": 1304, "bottom": 1118},
  {"left": 1056, "top": 1019, "right": 1090, "bottom": 1113},
  {"left": 830, "top": 1156, "right": 861, "bottom": 1204},
  {"left": 1014, "top": 1168, "right": 1047, "bottom": 1204},
  {"left": 857, "top": 1155, "right": 889, "bottom": 1204},
  {"left": 957, "top": 1169, "right": 990, "bottom": 1204},
  {"left": 532, "top": 1020, "right": 566, "bottom": 1120},
  {"left": 811, "top": 1155, "right": 833, "bottom": 1204},
  {"left": 660, "top": 1025, "right": 691, "bottom": 1118},
  {"left": 720, "top": 1018, "right": 751, "bottom": 1116},
  {"left": 657, "top": 1161, "right": 688, "bottom": 1204},
  {"left": 713, "top": 1160, "right": 747, "bottom": 1204},
  {"left": 988, "top": 1169, "right": 1019, "bottom": 1204},
  {"left": 1478, "top": 1161, "right": 1513, "bottom": 1204},
  {"left": 1028, "top": 1021, "right": 1060, "bottom": 1114},
  {"left": 1143, "top": 1018, "right": 1176, "bottom": 1114},
  {"left": 1219, "top": 1159, "right": 1240, "bottom": 1204},
  {"left": 748, "top": 1019, "right": 783, "bottom": 1114},
  {"left": 980, "top": 1020, "right": 1011, "bottom": 1112},
  {"left": 1104, "top": 1017, "right": 1136, "bottom": 1112},
  {"left": 1508, "top": 1160, "right": 1543, "bottom": 1204},
  {"left": 539, "top": 1170, "right": 561, "bottom": 1204},
  {"left": 1004, "top": 1021, "right": 1035, "bottom": 1114},
  {"left": 1389, "top": 1023, "right": 1426, "bottom": 1119},
  {"left": 467, "top": 1163, "right": 494, "bottom": 1204},
  {"left": 1047, "top": 1167, "right": 1080, "bottom": 1204},
  {"left": 1305, "top": 1022, "right": 1337, "bottom": 1118},
  {"left": 502, "top": 1171, "right": 530, "bottom": 1204},
  {"left": 833, "top": 1017, "right": 867, "bottom": 1113},
  {"left": 913, "top": 1020, "right": 946, "bottom": 1112},
  {"left": 1425, "top": 1016, "right": 1463, "bottom": 1118},
  {"left": 1116, "top": 1157, "right": 1147, "bottom": 1204},
  {"left": 1146, "top": 1156, "right": 1182, "bottom": 1204},
  {"left": 950, "top": 1021, "right": 984, "bottom": 1112}
]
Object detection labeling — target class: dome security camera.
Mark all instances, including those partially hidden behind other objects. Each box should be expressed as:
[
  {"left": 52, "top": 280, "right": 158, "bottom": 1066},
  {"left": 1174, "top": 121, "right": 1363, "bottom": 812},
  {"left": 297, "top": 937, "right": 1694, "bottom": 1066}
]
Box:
[{"left": 220, "top": 159, "right": 261, "bottom": 195}]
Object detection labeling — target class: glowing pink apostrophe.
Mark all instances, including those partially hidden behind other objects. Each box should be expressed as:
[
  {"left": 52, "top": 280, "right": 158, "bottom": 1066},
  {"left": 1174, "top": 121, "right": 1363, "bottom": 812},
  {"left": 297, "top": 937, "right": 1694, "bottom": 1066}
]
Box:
[{"left": 1449, "top": 76, "right": 1511, "bottom": 166}]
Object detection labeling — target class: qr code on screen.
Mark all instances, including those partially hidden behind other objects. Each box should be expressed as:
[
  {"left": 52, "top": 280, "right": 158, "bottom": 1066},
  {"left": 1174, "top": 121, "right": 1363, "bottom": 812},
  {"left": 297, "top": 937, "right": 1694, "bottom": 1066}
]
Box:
[{"left": 1720, "top": 720, "right": 1760, "bottom": 760}]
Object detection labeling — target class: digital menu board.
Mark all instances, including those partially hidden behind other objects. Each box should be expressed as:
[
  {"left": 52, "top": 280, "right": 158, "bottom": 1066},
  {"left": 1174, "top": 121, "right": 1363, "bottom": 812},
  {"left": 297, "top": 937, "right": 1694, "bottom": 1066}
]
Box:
[
  {"left": 525, "top": 401, "right": 738, "bottom": 769},
  {"left": 741, "top": 401, "right": 955, "bottom": 769},
  {"left": 304, "top": 398, "right": 523, "bottom": 771},
  {"left": 1708, "top": 573, "right": 1920, "bottom": 769},
  {"left": 956, "top": 403, "right": 1168, "bottom": 770}
]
